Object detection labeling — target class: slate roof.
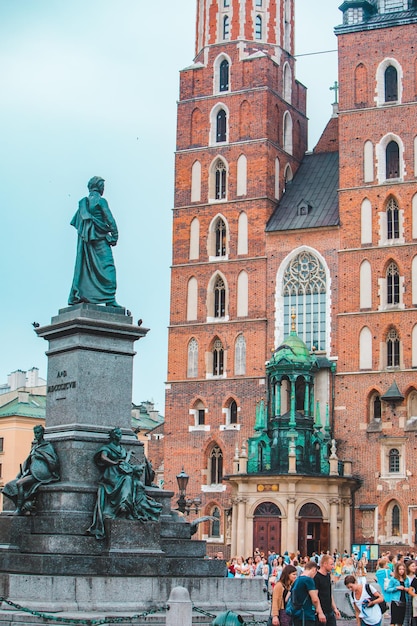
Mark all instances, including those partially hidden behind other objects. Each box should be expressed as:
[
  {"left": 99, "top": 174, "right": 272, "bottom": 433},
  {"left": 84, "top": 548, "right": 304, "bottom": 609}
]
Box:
[{"left": 266, "top": 151, "right": 339, "bottom": 232}]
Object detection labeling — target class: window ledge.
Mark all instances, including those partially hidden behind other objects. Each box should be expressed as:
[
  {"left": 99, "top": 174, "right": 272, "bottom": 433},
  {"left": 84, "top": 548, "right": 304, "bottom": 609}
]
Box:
[
  {"left": 209, "top": 255, "right": 229, "bottom": 262},
  {"left": 189, "top": 425, "right": 210, "bottom": 432},
  {"left": 220, "top": 424, "right": 241, "bottom": 431},
  {"left": 206, "top": 316, "right": 230, "bottom": 323},
  {"left": 380, "top": 473, "right": 405, "bottom": 481},
  {"left": 203, "top": 535, "right": 224, "bottom": 543},
  {"left": 201, "top": 484, "right": 226, "bottom": 493}
]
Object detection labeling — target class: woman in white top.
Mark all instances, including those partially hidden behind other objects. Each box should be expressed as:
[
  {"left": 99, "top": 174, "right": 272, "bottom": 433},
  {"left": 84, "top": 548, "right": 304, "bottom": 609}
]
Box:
[{"left": 345, "top": 574, "right": 384, "bottom": 626}]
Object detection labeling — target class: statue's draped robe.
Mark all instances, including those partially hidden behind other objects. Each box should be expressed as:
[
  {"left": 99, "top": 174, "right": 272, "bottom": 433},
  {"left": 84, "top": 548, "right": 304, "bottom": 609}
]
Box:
[
  {"left": 68, "top": 191, "right": 118, "bottom": 305},
  {"left": 88, "top": 442, "right": 162, "bottom": 539},
  {"left": 3, "top": 440, "right": 60, "bottom": 505}
]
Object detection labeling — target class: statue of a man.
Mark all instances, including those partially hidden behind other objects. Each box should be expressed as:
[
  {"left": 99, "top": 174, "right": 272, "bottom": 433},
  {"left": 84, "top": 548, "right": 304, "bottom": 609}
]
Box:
[
  {"left": 68, "top": 177, "right": 122, "bottom": 308},
  {"left": 2, "top": 425, "right": 60, "bottom": 515}
]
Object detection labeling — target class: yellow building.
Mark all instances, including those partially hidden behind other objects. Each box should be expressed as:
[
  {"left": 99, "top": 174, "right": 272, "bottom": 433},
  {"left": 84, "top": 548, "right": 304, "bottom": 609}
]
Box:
[{"left": 0, "top": 387, "right": 46, "bottom": 504}]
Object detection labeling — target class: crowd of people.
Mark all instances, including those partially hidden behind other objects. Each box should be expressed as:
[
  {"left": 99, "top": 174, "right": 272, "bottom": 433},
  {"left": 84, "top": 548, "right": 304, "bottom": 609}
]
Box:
[{"left": 224, "top": 548, "right": 417, "bottom": 626}]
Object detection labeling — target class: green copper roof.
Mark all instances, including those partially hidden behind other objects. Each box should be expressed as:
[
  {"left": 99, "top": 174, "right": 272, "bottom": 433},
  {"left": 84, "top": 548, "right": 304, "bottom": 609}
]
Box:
[
  {"left": 269, "top": 331, "right": 312, "bottom": 369},
  {"left": 0, "top": 393, "right": 46, "bottom": 419}
]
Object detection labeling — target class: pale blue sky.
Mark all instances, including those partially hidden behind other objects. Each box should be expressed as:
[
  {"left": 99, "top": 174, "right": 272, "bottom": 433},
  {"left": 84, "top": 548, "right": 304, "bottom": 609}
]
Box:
[{"left": 0, "top": 0, "right": 340, "bottom": 411}]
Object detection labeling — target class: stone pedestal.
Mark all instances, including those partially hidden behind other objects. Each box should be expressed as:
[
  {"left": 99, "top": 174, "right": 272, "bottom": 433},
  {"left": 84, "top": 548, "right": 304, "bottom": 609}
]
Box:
[{"left": 0, "top": 304, "right": 264, "bottom": 614}]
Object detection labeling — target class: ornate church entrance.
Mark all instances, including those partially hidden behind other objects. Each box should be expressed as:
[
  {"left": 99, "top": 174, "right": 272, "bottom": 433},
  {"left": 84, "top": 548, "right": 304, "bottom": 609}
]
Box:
[
  {"left": 298, "top": 503, "right": 329, "bottom": 556},
  {"left": 253, "top": 502, "right": 281, "bottom": 554}
]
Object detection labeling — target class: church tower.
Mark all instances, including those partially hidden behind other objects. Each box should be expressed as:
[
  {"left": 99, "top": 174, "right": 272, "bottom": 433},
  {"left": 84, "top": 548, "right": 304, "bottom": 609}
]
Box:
[
  {"left": 335, "top": 0, "right": 417, "bottom": 546},
  {"left": 165, "top": 0, "right": 307, "bottom": 550}
]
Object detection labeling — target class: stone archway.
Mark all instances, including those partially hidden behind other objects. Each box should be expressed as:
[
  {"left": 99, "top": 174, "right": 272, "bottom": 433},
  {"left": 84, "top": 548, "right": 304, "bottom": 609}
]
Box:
[
  {"left": 298, "top": 502, "right": 329, "bottom": 556},
  {"left": 253, "top": 502, "right": 282, "bottom": 554}
]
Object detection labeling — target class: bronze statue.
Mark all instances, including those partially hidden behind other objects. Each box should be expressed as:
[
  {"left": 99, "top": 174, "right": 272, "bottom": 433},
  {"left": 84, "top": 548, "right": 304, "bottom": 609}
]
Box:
[
  {"left": 88, "top": 428, "right": 162, "bottom": 539},
  {"left": 2, "top": 425, "right": 60, "bottom": 515},
  {"left": 68, "top": 176, "right": 122, "bottom": 308}
]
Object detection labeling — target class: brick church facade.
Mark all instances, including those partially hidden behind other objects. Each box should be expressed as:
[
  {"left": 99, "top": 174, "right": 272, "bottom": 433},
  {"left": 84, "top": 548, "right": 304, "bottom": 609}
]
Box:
[{"left": 161, "top": 0, "right": 417, "bottom": 557}]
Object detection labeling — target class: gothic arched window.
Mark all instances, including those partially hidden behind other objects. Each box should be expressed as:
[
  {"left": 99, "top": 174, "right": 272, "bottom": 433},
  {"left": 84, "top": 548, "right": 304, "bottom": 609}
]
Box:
[
  {"left": 215, "top": 160, "right": 227, "bottom": 200},
  {"left": 210, "top": 446, "right": 223, "bottom": 484},
  {"left": 385, "top": 65, "right": 398, "bottom": 102},
  {"left": 210, "top": 507, "right": 221, "bottom": 537},
  {"left": 255, "top": 15, "right": 262, "bottom": 39},
  {"left": 282, "top": 251, "right": 327, "bottom": 351},
  {"left": 387, "top": 262, "right": 400, "bottom": 305},
  {"left": 213, "top": 338, "right": 224, "bottom": 375},
  {"left": 230, "top": 400, "right": 238, "bottom": 424},
  {"left": 223, "top": 15, "right": 230, "bottom": 40},
  {"left": 216, "top": 109, "right": 227, "bottom": 143},
  {"left": 214, "top": 276, "right": 226, "bottom": 318},
  {"left": 219, "top": 59, "right": 229, "bottom": 92},
  {"left": 215, "top": 218, "right": 226, "bottom": 257},
  {"left": 387, "top": 197, "right": 400, "bottom": 240},
  {"left": 392, "top": 504, "right": 400, "bottom": 536},
  {"left": 386, "top": 141, "right": 400, "bottom": 179},
  {"left": 387, "top": 327, "right": 400, "bottom": 367}
]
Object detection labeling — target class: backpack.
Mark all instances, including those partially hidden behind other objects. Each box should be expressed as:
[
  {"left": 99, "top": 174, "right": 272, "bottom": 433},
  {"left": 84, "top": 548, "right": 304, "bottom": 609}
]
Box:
[
  {"left": 286, "top": 580, "right": 308, "bottom": 618},
  {"left": 352, "top": 583, "right": 388, "bottom": 615}
]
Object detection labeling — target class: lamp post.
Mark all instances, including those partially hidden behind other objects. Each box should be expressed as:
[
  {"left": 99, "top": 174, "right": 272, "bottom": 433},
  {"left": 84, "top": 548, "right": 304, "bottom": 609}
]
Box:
[{"left": 176, "top": 467, "right": 189, "bottom": 513}]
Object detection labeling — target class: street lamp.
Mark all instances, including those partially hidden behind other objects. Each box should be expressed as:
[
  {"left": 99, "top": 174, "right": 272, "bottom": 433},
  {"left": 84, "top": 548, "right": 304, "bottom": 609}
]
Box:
[{"left": 176, "top": 467, "right": 189, "bottom": 513}]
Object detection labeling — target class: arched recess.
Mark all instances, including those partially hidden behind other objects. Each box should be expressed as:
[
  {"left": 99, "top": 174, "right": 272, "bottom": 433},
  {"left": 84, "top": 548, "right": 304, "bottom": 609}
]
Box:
[
  {"left": 187, "top": 277, "right": 198, "bottom": 321},
  {"left": 283, "top": 111, "right": 293, "bottom": 155},
  {"left": 413, "top": 193, "right": 417, "bottom": 240},
  {"left": 191, "top": 161, "right": 201, "bottom": 203},
  {"left": 368, "top": 390, "right": 382, "bottom": 422},
  {"left": 237, "top": 154, "right": 247, "bottom": 196},
  {"left": 237, "top": 270, "right": 248, "bottom": 317},
  {"left": 384, "top": 500, "right": 402, "bottom": 541},
  {"left": 253, "top": 502, "right": 282, "bottom": 555},
  {"left": 234, "top": 334, "right": 246, "bottom": 376},
  {"left": 275, "top": 158, "right": 280, "bottom": 200},
  {"left": 359, "top": 326, "right": 373, "bottom": 370},
  {"left": 191, "top": 107, "right": 203, "bottom": 146},
  {"left": 239, "top": 100, "right": 251, "bottom": 140},
  {"left": 364, "top": 141, "right": 374, "bottom": 183},
  {"left": 407, "top": 388, "right": 417, "bottom": 420},
  {"left": 414, "top": 136, "right": 417, "bottom": 177},
  {"left": 189, "top": 217, "right": 200, "bottom": 260},
  {"left": 412, "top": 324, "right": 417, "bottom": 368},
  {"left": 361, "top": 198, "right": 372, "bottom": 244},
  {"left": 360, "top": 261, "right": 372, "bottom": 309},
  {"left": 283, "top": 62, "right": 292, "bottom": 103},
  {"left": 298, "top": 503, "right": 329, "bottom": 556},
  {"left": 237, "top": 211, "right": 248, "bottom": 255},
  {"left": 187, "top": 338, "right": 199, "bottom": 378},
  {"left": 355, "top": 63, "right": 368, "bottom": 106}
]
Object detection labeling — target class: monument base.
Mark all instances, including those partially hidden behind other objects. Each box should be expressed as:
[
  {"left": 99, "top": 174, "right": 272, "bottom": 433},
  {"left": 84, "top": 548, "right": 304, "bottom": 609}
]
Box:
[{"left": 0, "top": 575, "right": 268, "bottom": 614}]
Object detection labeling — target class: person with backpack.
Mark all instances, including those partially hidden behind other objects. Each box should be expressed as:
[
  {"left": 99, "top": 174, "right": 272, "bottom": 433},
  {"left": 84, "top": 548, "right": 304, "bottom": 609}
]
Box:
[
  {"left": 287, "top": 561, "right": 326, "bottom": 626},
  {"left": 344, "top": 574, "right": 385, "bottom": 626}
]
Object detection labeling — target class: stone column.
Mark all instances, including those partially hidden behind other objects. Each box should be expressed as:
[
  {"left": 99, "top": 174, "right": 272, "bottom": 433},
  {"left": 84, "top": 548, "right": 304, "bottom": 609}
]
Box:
[
  {"left": 231, "top": 497, "right": 239, "bottom": 556},
  {"left": 329, "top": 497, "right": 339, "bottom": 552},
  {"left": 236, "top": 497, "right": 247, "bottom": 557},
  {"left": 342, "top": 498, "right": 352, "bottom": 552},
  {"left": 287, "top": 497, "right": 297, "bottom": 553},
  {"left": 275, "top": 381, "right": 281, "bottom": 416}
]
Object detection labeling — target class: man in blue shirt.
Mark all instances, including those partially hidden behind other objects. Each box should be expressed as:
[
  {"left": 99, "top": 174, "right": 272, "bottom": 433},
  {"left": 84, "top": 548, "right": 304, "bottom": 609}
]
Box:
[{"left": 291, "top": 561, "right": 326, "bottom": 626}]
